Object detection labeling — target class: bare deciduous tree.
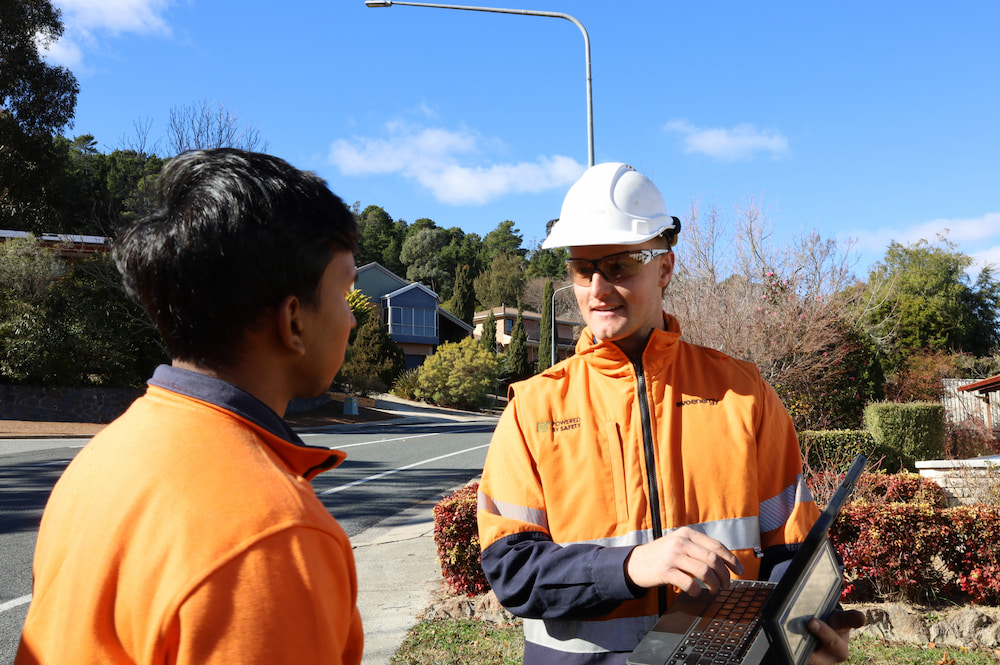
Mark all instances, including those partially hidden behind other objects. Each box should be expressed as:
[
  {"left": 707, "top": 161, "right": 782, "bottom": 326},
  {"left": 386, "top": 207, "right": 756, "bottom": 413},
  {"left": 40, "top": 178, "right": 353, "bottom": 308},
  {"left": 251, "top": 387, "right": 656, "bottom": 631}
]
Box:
[
  {"left": 664, "top": 199, "right": 872, "bottom": 429},
  {"left": 166, "top": 100, "right": 269, "bottom": 155}
]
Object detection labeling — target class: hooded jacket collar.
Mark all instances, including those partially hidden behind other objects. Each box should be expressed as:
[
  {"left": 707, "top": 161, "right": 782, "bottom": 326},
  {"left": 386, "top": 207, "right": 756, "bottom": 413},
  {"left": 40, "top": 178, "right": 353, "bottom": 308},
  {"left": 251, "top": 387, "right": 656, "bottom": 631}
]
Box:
[
  {"left": 147, "top": 364, "right": 344, "bottom": 479},
  {"left": 574, "top": 311, "right": 683, "bottom": 374}
]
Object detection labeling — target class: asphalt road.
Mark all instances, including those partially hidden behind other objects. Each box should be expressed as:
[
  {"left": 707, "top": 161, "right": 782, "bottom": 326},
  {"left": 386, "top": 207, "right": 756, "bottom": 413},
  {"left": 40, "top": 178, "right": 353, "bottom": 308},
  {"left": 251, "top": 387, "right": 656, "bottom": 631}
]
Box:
[{"left": 0, "top": 417, "right": 495, "bottom": 663}]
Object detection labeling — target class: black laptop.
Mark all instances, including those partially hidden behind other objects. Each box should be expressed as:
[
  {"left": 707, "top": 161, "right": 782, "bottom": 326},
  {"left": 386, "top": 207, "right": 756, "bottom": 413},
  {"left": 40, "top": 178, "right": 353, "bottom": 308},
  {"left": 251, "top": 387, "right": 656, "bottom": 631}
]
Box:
[{"left": 627, "top": 454, "right": 866, "bottom": 665}]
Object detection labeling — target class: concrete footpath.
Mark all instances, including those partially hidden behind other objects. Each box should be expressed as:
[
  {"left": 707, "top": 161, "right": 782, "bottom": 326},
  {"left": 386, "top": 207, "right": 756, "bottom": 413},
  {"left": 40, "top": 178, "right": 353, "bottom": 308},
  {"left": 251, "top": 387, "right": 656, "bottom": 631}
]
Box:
[
  {"left": 343, "top": 395, "right": 496, "bottom": 664},
  {"left": 352, "top": 494, "right": 442, "bottom": 665}
]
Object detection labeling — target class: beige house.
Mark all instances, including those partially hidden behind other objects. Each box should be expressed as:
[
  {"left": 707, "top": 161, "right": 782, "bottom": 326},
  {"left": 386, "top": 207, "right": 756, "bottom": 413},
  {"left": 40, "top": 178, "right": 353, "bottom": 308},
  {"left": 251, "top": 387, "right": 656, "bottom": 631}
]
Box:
[{"left": 472, "top": 306, "right": 579, "bottom": 365}]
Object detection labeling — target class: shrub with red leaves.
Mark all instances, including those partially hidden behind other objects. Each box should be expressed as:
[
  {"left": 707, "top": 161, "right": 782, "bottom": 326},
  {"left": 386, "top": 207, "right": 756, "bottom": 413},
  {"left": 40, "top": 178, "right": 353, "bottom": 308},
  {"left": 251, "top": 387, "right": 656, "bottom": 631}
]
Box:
[
  {"left": 831, "top": 503, "right": 951, "bottom": 603},
  {"left": 830, "top": 501, "right": 1000, "bottom": 605},
  {"left": 940, "top": 505, "right": 1000, "bottom": 604},
  {"left": 433, "top": 482, "right": 489, "bottom": 596},
  {"left": 807, "top": 471, "right": 948, "bottom": 508}
]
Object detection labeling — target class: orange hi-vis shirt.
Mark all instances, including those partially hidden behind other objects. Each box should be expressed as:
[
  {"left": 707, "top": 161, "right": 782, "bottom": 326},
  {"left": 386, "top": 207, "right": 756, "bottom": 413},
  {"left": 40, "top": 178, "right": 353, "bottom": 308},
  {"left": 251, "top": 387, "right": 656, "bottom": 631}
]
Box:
[
  {"left": 16, "top": 374, "right": 362, "bottom": 665},
  {"left": 477, "top": 313, "right": 819, "bottom": 664}
]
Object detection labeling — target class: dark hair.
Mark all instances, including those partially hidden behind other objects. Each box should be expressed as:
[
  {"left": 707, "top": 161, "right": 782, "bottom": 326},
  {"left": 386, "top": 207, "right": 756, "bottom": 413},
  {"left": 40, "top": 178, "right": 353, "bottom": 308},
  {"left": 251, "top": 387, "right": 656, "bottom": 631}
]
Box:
[{"left": 113, "top": 148, "right": 357, "bottom": 369}]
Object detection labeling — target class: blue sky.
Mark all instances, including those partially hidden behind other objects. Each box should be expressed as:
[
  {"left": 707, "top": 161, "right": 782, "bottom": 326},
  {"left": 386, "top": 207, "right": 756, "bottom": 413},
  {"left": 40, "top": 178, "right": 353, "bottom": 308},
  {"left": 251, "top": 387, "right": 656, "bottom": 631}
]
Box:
[{"left": 44, "top": 0, "right": 999, "bottom": 280}]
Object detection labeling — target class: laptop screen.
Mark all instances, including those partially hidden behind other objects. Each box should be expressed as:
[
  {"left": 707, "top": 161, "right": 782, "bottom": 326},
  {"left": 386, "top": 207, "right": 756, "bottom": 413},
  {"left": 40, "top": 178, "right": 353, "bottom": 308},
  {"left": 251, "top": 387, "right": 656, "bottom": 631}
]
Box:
[
  {"left": 763, "top": 454, "right": 866, "bottom": 665},
  {"left": 768, "top": 538, "right": 843, "bottom": 664}
]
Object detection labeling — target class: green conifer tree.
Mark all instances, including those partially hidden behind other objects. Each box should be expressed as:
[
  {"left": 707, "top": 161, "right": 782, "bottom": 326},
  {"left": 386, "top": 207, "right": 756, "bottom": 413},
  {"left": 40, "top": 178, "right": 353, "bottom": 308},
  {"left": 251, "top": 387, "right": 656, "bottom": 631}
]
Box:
[
  {"left": 537, "top": 280, "right": 553, "bottom": 373},
  {"left": 336, "top": 313, "right": 404, "bottom": 396},
  {"left": 480, "top": 309, "right": 497, "bottom": 353},
  {"left": 446, "top": 264, "right": 475, "bottom": 323},
  {"left": 508, "top": 305, "right": 530, "bottom": 381}
]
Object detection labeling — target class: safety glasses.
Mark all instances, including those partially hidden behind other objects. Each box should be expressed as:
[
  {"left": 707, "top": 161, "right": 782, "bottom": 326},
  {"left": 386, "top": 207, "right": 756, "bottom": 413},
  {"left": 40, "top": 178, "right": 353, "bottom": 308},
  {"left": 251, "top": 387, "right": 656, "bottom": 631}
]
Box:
[{"left": 565, "top": 249, "right": 670, "bottom": 286}]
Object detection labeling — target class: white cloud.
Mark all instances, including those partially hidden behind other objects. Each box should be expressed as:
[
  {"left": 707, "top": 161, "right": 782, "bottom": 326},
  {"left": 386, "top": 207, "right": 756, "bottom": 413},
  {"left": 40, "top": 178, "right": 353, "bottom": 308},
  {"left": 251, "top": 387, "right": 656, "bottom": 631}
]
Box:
[
  {"left": 56, "top": 0, "right": 172, "bottom": 34},
  {"left": 664, "top": 119, "right": 789, "bottom": 161},
  {"left": 973, "top": 245, "right": 1000, "bottom": 272},
  {"left": 330, "top": 123, "right": 585, "bottom": 205},
  {"left": 850, "top": 213, "right": 1000, "bottom": 252},
  {"left": 36, "top": 31, "right": 84, "bottom": 69},
  {"left": 41, "top": 0, "right": 172, "bottom": 67},
  {"left": 845, "top": 212, "right": 1000, "bottom": 275}
]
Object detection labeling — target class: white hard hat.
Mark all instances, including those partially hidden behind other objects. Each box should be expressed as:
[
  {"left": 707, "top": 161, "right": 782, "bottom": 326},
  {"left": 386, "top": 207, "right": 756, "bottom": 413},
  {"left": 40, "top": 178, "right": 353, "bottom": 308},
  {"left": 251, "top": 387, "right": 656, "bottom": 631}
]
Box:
[{"left": 542, "top": 162, "right": 678, "bottom": 249}]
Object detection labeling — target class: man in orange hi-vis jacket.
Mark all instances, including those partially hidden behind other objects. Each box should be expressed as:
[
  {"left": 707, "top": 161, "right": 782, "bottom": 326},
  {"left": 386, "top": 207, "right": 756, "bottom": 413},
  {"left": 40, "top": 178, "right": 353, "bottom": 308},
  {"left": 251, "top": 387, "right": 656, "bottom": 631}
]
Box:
[
  {"left": 16, "top": 149, "right": 363, "bottom": 665},
  {"left": 477, "top": 162, "right": 865, "bottom": 665}
]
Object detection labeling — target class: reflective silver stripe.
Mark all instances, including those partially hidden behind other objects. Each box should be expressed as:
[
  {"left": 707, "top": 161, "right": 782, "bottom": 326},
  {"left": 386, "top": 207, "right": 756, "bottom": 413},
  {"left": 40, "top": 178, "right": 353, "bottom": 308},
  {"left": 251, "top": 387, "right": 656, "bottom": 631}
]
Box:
[
  {"left": 482, "top": 494, "right": 766, "bottom": 552},
  {"left": 560, "top": 530, "right": 654, "bottom": 548},
  {"left": 478, "top": 490, "right": 549, "bottom": 532},
  {"left": 566, "top": 517, "right": 760, "bottom": 553},
  {"left": 668, "top": 516, "right": 761, "bottom": 552},
  {"left": 523, "top": 615, "right": 659, "bottom": 654},
  {"left": 759, "top": 474, "right": 813, "bottom": 533}
]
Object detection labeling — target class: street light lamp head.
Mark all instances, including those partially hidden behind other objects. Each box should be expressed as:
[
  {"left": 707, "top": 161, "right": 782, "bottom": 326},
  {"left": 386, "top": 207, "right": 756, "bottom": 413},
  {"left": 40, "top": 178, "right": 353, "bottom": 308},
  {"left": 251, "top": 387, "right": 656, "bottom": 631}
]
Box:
[{"left": 365, "top": 0, "right": 392, "bottom": 6}]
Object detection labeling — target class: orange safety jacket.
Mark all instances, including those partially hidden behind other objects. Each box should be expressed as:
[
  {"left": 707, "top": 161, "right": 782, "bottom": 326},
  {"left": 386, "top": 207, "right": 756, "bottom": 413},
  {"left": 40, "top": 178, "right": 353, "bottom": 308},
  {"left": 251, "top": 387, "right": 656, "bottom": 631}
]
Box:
[
  {"left": 16, "top": 366, "right": 363, "bottom": 665},
  {"left": 478, "top": 313, "right": 818, "bottom": 665}
]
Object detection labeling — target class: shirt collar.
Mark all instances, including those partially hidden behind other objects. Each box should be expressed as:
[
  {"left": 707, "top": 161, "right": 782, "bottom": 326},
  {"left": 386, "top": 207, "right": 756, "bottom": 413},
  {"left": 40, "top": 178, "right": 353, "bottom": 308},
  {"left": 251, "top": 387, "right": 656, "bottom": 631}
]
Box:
[{"left": 148, "top": 364, "right": 302, "bottom": 445}]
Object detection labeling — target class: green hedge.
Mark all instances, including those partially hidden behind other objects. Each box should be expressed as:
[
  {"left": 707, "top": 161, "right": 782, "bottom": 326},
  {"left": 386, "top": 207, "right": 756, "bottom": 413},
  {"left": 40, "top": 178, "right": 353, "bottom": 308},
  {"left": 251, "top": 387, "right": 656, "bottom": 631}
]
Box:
[
  {"left": 799, "top": 429, "right": 875, "bottom": 473},
  {"left": 863, "top": 401, "right": 945, "bottom": 471}
]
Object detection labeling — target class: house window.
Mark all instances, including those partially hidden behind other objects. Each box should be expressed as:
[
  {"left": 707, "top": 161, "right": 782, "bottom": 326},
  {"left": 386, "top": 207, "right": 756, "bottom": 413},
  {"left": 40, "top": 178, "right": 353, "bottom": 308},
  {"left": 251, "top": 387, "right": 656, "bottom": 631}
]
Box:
[{"left": 388, "top": 307, "right": 437, "bottom": 338}]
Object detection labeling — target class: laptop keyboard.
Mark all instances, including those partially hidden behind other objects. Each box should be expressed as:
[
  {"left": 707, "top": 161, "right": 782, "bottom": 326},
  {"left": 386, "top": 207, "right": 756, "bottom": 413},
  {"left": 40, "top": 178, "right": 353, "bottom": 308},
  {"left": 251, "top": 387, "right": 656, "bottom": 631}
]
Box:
[{"left": 669, "top": 580, "right": 773, "bottom": 665}]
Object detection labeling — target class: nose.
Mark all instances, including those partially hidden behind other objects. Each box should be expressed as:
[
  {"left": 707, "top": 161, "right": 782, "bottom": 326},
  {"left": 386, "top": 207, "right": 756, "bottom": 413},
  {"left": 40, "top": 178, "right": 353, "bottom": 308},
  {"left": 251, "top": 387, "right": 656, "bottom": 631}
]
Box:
[{"left": 589, "top": 269, "right": 614, "bottom": 298}]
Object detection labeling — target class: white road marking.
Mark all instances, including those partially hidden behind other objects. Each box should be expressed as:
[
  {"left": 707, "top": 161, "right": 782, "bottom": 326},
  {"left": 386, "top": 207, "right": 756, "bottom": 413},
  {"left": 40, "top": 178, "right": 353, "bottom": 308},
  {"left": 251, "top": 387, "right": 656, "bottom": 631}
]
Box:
[
  {"left": 319, "top": 444, "right": 489, "bottom": 495},
  {"left": 312, "top": 432, "right": 438, "bottom": 449},
  {"left": 0, "top": 594, "right": 31, "bottom": 613}
]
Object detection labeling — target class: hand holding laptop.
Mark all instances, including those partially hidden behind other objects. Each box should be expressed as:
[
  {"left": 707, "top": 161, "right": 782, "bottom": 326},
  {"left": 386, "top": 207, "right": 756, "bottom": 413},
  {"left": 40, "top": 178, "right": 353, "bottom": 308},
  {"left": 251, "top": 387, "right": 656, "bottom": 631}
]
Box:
[
  {"left": 625, "top": 526, "right": 746, "bottom": 595},
  {"left": 628, "top": 455, "right": 869, "bottom": 665},
  {"left": 804, "top": 610, "right": 866, "bottom": 665}
]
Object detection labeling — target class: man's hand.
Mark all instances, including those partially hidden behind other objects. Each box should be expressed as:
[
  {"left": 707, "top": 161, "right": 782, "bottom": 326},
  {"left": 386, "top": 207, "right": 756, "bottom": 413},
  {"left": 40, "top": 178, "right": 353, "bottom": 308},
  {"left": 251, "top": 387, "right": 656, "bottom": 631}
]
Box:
[
  {"left": 625, "top": 526, "right": 744, "bottom": 596},
  {"left": 806, "top": 609, "right": 866, "bottom": 665}
]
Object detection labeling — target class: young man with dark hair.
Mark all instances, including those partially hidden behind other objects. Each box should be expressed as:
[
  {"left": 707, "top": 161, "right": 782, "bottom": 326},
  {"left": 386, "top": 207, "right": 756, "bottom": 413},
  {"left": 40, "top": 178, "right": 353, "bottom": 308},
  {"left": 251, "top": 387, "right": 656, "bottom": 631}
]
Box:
[
  {"left": 477, "top": 162, "right": 865, "bottom": 665},
  {"left": 16, "top": 149, "right": 364, "bottom": 665}
]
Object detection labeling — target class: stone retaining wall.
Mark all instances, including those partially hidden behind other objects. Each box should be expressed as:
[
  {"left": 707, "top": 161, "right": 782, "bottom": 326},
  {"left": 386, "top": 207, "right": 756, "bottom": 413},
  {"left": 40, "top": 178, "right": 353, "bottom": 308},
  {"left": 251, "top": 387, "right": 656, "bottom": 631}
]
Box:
[
  {"left": 0, "top": 384, "right": 143, "bottom": 423},
  {"left": 855, "top": 603, "right": 1000, "bottom": 649},
  {"left": 917, "top": 458, "right": 1000, "bottom": 506}
]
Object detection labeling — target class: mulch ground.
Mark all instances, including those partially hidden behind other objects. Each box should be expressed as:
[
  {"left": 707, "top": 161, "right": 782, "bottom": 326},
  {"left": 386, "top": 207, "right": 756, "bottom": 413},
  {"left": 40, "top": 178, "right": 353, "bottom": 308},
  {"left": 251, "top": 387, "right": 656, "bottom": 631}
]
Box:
[{"left": 1, "top": 396, "right": 397, "bottom": 437}]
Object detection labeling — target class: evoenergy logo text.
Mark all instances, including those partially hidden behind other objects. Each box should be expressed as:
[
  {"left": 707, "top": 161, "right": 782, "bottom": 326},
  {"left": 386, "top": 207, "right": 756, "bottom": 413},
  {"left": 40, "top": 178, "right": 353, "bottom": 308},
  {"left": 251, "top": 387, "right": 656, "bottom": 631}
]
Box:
[{"left": 675, "top": 398, "right": 719, "bottom": 408}]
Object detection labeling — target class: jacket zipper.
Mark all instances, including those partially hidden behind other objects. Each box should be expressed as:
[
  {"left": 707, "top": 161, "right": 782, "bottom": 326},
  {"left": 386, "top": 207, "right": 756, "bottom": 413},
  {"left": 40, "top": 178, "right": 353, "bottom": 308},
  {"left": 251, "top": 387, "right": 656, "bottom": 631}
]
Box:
[{"left": 634, "top": 358, "right": 667, "bottom": 613}]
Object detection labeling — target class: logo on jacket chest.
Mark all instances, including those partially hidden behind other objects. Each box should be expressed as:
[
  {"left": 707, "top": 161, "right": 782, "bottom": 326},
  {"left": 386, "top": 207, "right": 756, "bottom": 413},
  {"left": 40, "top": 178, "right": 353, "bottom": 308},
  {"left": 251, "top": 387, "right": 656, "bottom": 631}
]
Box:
[
  {"left": 675, "top": 397, "right": 719, "bottom": 408},
  {"left": 536, "top": 417, "right": 581, "bottom": 433}
]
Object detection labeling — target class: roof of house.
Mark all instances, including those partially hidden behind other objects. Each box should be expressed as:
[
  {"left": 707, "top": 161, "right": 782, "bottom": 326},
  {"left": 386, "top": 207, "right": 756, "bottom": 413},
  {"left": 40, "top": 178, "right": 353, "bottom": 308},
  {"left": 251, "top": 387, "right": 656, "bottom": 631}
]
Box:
[
  {"left": 958, "top": 374, "right": 1000, "bottom": 395},
  {"left": 473, "top": 306, "right": 578, "bottom": 326},
  {"left": 384, "top": 281, "right": 438, "bottom": 301},
  {"left": 1, "top": 230, "right": 108, "bottom": 259},
  {"left": 357, "top": 261, "right": 407, "bottom": 286},
  {"left": 438, "top": 307, "right": 473, "bottom": 333}
]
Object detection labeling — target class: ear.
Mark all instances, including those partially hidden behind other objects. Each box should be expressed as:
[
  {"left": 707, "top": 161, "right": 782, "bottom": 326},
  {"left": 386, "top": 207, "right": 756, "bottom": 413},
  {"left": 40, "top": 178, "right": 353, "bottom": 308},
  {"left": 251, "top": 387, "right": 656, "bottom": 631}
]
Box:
[
  {"left": 658, "top": 250, "right": 675, "bottom": 288},
  {"left": 276, "top": 294, "right": 307, "bottom": 356}
]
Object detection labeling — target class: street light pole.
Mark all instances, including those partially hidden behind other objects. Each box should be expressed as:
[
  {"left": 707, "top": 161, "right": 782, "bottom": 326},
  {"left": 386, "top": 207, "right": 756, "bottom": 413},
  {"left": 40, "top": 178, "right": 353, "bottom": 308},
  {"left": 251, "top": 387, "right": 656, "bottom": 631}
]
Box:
[
  {"left": 551, "top": 283, "right": 575, "bottom": 365},
  {"left": 365, "top": 0, "right": 594, "bottom": 167}
]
